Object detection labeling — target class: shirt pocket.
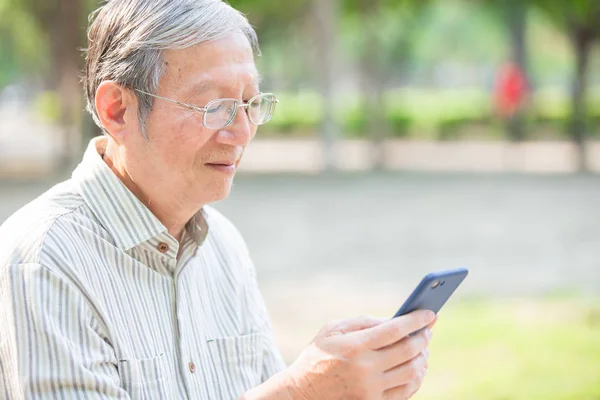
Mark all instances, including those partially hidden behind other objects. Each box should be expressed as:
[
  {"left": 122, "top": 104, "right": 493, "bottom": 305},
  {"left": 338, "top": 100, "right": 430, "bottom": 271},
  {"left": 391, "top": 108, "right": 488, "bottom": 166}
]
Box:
[
  {"left": 118, "top": 352, "right": 174, "bottom": 400},
  {"left": 207, "top": 332, "right": 264, "bottom": 399}
]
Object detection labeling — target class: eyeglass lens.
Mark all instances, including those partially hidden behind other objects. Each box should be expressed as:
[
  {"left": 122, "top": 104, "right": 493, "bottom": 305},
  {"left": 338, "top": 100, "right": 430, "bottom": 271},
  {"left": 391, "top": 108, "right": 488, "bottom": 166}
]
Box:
[{"left": 203, "top": 94, "right": 277, "bottom": 129}]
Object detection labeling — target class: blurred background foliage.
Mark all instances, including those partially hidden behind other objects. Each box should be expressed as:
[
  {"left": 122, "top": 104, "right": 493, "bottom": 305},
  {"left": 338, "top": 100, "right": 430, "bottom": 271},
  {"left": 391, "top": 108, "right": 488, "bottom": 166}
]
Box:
[{"left": 1, "top": 0, "right": 599, "bottom": 168}]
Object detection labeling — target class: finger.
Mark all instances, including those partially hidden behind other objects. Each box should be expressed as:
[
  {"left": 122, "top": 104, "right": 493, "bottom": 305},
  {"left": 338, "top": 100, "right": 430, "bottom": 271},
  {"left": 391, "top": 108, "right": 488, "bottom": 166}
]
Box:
[
  {"left": 404, "top": 374, "right": 424, "bottom": 399},
  {"left": 377, "top": 329, "right": 431, "bottom": 371},
  {"left": 426, "top": 314, "right": 438, "bottom": 331},
  {"left": 381, "top": 352, "right": 427, "bottom": 390},
  {"left": 405, "top": 313, "right": 437, "bottom": 338},
  {"left": 353, "top": 310, "right": 435, "bottom": 350},
  {"left": 323, "top": 315, "right": 387, "bottom": 337},
  {"left": 383, "top": 374, "right": 424, "bottom": 400}
]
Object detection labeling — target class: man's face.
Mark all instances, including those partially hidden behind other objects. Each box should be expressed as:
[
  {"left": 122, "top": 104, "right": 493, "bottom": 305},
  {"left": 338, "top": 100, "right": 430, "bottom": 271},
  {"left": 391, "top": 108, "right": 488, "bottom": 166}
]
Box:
[{"left": 123, "top": 33, "right": 259, "bottom": 206}]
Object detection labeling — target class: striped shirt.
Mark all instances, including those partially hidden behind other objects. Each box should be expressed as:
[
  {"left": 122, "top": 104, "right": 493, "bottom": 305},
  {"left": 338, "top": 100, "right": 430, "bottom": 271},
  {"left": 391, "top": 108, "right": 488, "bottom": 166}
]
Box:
[{"left": 0, "top": 137, "right": 286, "bottom": 400}]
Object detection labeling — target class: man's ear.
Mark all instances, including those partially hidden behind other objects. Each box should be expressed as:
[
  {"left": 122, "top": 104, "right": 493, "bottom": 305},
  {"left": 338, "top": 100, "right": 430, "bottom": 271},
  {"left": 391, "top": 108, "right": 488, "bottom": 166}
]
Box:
[{"left": 95, "top": 81, "right": 136, "bottom": 142}]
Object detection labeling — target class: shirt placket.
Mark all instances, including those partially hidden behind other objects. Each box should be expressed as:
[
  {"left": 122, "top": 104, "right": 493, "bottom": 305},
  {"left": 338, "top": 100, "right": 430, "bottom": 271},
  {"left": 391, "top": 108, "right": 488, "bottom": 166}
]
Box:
[
  {"left": 145, "top": 234, "right": 202, "bottom": 399},
  {"left": 174, "top": 246, "right": 220, "bottom": 400}
]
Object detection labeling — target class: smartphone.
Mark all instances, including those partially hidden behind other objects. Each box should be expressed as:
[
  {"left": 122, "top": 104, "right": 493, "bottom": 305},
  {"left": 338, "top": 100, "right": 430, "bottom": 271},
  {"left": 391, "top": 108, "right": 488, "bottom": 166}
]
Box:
[{"left": 392, "top": 268, "right": 469, "bottom": 328}]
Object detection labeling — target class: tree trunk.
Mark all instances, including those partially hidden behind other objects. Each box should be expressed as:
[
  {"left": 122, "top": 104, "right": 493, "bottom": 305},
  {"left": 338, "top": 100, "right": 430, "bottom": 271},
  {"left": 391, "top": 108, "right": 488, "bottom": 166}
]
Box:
[
  {"left": 359, "top": 0, "right": 387, "bottom": 169},
  {"left": 56, "top": 0, "right": 84, "bottom": 170},
  {"left": 571, "top": 34, "right": 591, "bottom": 172},
  {"left": 312, "top": 0, "right": 339, "bottom": 171},
  {"left": 40, "top": 0, "right": 84, "bottom": 171},
  {"left": 506, "top": 0, "right": 528, "bottom": 141}
]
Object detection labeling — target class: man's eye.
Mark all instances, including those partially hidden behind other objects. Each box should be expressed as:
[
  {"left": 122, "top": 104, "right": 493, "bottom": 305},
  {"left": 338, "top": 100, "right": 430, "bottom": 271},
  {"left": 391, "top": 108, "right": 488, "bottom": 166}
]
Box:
[{"left": 206, "top": 103, "right": 223, "bottom": 114}]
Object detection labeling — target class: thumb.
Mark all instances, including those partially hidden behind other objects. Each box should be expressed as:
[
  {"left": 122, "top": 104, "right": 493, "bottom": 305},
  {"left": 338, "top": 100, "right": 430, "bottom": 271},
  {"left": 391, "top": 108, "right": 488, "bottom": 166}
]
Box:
[{"left": 321, "top": 315, "right": 387, "bottom": 337}]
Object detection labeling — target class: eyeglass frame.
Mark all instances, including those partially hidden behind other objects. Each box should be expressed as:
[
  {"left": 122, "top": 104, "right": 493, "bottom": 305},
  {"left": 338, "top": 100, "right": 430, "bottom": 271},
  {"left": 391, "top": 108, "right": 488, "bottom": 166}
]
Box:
[{"left": 133, "top": 88, "right": 279, "bottom": 129}]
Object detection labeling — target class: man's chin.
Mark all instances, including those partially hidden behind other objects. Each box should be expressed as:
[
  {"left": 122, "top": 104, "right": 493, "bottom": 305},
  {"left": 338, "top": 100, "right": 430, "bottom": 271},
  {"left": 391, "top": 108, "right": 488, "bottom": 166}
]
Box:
[{"left": 198, "top": 178, "right": 234, "bottom": 205}]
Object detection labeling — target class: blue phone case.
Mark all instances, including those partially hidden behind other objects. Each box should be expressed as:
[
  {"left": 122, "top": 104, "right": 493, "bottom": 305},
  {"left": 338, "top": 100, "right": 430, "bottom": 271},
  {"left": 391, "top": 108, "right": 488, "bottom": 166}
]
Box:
[{"left": 393, "top": 267, "right": 469, "bottom": 319}]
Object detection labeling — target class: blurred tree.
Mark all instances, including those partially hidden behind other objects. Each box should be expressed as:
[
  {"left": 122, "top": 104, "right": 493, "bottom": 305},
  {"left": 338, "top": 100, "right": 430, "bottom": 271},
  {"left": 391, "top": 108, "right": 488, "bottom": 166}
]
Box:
[
  {"left": 533, "top": 0, "right": 600, "bottom": 171},
  {"left": 230, "top": 0, "right": 340, "bottom": 170},
  {"left": 227, "top": 0, "right": 309, "bottom": 40},
  {"left": 353, "top": 0, "right": 387, "bottom": 169},
  {"left": 483, "top": 0, "right": 530, "bottom": 141},
  {"left": 507, "top": 0, "right": 528, "bottom": 81},
  {"left": 0, "top": 0, "right": 98, "bottom": 169},
  {"left": 312, "top": 0, "right": 340, "bottom": 170},
  {"left": 0, "top": 0, "right": 46, "bottom": 87},
  {"left": 505, "top": 0, "right": 529, "bottom": 141},
  {"left": 345, "top": 0, "right": 431, "bottom": 168}
]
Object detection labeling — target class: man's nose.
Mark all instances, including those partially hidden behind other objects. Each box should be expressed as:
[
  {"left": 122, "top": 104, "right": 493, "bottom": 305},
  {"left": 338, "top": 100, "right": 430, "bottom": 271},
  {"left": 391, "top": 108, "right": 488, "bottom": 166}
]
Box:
[{"left": 214, "top": 107, "right": 256, "bottom": 146}]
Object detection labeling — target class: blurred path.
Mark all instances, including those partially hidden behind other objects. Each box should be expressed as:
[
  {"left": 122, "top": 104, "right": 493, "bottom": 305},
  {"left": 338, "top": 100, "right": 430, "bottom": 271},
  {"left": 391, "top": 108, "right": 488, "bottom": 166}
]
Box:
[
  {"left": 3, "top": 173, "right": 599, "bottom": 296},
  {"left": 217, "top": 173, "right": 600, "bottom": 294},
  {"left": 240, "top": 139, "right": 600, "bottom": 173},
  {"left": 3, "top": 126, "right": 600, "bottom": 176}
]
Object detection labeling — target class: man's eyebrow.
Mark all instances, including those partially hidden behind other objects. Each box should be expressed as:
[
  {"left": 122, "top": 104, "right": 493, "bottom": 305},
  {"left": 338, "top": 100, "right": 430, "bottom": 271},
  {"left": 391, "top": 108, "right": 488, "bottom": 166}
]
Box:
[
  {"left": 189, "top": 80, "right": 214, "bottom": 95},
  {"left": 185, "top": 74, "right": 262, "bottom": 98},
  {"left": 254, "top": 74, "right": 264, "bottom": 88}
]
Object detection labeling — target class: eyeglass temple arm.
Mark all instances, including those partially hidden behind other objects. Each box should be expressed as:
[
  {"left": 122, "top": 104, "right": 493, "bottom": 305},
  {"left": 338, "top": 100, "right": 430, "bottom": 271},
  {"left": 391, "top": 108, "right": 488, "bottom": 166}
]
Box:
[
  {"left": 134, "top": 89, "right": 207, "bottom": 113},
  {"left": 238, "top": 98, "right": 279, "bottom": 109},
  {"left": 135, "top": 88, "right": 278, "bottom": 111}
]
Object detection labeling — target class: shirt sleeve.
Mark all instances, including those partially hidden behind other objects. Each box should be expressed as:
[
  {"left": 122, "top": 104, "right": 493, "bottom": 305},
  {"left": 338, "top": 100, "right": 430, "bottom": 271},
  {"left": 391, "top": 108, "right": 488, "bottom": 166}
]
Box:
[
  {"left": 243, "top": 258, "right": 287, "bottom": 381},
  {"left": 0, "top": 263, "right": 131, "bottom": 399}
]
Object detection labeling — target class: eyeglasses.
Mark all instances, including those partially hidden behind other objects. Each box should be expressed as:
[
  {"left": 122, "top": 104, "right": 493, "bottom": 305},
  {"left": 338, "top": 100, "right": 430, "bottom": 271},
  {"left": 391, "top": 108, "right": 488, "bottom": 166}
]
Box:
[{"left": 134, "top": 89, "right": 278, "bottom": 130}]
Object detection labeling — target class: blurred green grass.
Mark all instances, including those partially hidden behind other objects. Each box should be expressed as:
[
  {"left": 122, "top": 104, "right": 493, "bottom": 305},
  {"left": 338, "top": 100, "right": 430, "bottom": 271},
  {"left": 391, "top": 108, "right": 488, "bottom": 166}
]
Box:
[{"left": 413, "top": 298, "right": 600, "bottom": 400}]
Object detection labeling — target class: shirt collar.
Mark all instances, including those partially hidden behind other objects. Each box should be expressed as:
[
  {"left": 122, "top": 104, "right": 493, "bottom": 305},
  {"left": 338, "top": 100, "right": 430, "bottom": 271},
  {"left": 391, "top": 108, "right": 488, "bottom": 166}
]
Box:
[{"left": 72, "top": 137, "right": 208, "bottom": 251}]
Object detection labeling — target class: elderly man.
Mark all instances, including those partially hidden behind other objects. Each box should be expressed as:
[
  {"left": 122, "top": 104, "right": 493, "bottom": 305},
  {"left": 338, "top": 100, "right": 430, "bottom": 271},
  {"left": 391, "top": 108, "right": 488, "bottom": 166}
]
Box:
[{"left": 0, "top": 1, "right": 436, "bottom": 399}]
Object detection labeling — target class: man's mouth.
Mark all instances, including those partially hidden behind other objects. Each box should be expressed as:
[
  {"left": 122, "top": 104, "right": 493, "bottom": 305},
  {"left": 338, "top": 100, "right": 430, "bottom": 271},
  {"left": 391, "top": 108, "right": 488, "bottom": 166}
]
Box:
[{"left": 205, "top": 160, "right": 237, "bottom": 172}]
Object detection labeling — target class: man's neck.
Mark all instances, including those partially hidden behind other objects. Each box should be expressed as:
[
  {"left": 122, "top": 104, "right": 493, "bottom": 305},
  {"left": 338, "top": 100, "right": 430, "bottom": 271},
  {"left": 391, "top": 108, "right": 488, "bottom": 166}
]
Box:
[{"left": 102, "top": 143, "right": 193, "bottom": 243}]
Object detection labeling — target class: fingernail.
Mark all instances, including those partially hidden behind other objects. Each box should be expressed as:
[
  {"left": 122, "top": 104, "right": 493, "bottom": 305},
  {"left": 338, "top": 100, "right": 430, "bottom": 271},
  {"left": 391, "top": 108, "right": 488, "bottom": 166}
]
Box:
[
  {"left": 425, "top": 310, "right": 435, "bottom": 321},
  {"left": 424, "top": 348, "right": 430, "bottom": 358},
  {"left": 425, "top": 329, "right": 433, "bottom": 340}
]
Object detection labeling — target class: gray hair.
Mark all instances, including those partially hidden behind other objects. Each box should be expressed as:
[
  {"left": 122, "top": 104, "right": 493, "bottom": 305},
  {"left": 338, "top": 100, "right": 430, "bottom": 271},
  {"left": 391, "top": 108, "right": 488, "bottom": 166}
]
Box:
[{"left": 83, "top": 0, "right": 260, "bottom": 137}]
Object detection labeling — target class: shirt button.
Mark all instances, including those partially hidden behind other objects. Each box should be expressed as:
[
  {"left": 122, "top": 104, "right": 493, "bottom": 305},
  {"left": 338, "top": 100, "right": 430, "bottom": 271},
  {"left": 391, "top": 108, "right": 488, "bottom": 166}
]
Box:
[
  {"left": 189, "top": 361, "right": 196, "bottom": 374},
  {"left": 157, "top": 242, "right": 169, "bottom": 253}
]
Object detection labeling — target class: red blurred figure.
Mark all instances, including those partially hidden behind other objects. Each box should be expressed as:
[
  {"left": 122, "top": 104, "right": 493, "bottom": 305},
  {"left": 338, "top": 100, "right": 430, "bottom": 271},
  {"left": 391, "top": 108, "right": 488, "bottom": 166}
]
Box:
[{"left": 494, "top": 62, "right": 528, "bottom": 118}]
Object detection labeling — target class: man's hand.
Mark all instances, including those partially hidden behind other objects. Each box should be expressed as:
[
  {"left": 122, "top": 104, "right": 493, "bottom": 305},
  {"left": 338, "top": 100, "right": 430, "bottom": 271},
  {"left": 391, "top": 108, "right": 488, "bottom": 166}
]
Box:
[{"left": 284, "top": 310, "right": 437, "bottom": 400}]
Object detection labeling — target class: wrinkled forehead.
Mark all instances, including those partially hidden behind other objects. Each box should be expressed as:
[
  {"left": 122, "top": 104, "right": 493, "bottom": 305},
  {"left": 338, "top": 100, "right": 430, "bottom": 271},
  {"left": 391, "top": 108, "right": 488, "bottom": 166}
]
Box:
[{"left": 161, "top": 33, "right": 259, "bottom": 94}]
